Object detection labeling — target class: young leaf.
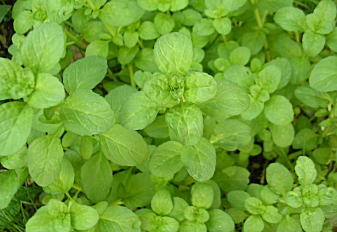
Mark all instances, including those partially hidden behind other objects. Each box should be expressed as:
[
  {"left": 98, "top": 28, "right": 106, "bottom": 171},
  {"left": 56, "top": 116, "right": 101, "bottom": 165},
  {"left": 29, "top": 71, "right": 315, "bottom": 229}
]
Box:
[
  {"left": 60, "top": 90, "right": 115, "bottom": 136},
  {"left": 264, "top": 95, "right": 294, "bottom": 125},
  {"left": 243, "top": 215, "right": 264, "bottom": 232},
  {"left": 70, "top": 202, "right": 99, "bottom": 231},
  {"left": 149, "top": 141, "right": 184, "bottom": 178},
  {"left": 266, "top": 163, "right": 293, "bottom": 195},
  {"left": 295, "top": 156, "right": 317, "bottom": 185},
  {"left": 151, "top": 189, "right": 173, "bottom": 215},
  {"left": 0, "top": 102, "right": 33, "bottom": 156},
  {"left": 191, "top": 183, "right": 214, "bottom": 209},
  {"left": 181, "top": 138, "right": 216, "bottom": 182},
  {"left": 207, "top": 209, "right": 235, "bottom": 232},
  {"left": 100, "top": 124, "right": 149, "bottom": 166},
  {"left": 165, "top": 104, "right": 204, "bottom": 145},
  {"left": 27, "top": 134, "right": 64, "bottom": 186},
  {"left": 80, "top": 153, "right": 113, "bottom": 203},
  {"left": 28, "top": 73, "right": 65, "bottom": 109},
  {"left": 47, "top": 158, "right": 74, "bottom": 193},
  {"left": 184, "top": 72, "right": 217, "bottom": 103},
  {"left": 154, "top": 32, "right": 193, "bottom": 74},
  {"left": 274, "top": 7, "right": 306, "bottom": 32},
  {"left": 302, "top": 30, "right": 325, "bottom": 57},
  {"left": 63, "top": 56, "right": 107, "bottom": 94},
  {"left": 21, "top": 23, "right": 65, "bottom": 73},
  {"left": 270, "top": 123, "right": 295, "bottom": 147},
  {"left": 300, "top": 208, "right": 324, "bottom": 232}
]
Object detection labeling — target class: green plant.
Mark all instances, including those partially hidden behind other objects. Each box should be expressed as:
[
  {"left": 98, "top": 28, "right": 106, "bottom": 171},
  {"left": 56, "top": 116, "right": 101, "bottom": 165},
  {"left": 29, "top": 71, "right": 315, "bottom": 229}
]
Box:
[{"left": 0, "top": 0, "right": 337, "bottom": 231}]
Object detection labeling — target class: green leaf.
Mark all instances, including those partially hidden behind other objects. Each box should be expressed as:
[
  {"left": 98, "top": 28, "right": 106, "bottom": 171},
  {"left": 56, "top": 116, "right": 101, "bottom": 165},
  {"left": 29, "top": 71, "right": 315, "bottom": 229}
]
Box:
[
  {"left": 277, "top": 216, "right": 302, "bottom": 232},
  {"left": 149, "top": 141, "right": 184, "bottom": 178},
  {"left": 295, "top": 156, "right": 317, "bottom": 185},
  {"left": 139, "top": 21, "right": 160, "bottom": 40},
  {"left": 26, "top": 200, "right": 71, "bottom": 232},
  {"left": 261, "top": 206, "right": 282, "bottom": 224},
  {"left": 63, "top": 56, "right": 107, "bottom": 94},
  {"left": 274, "top": 7, "right": 306, "bottom": 32},
  {"left": 266, "top": 163, "right": 293, "bottom": 194},
  {"left": 309, "top": 56, "right": 337, "bottom": 92},
  {"left": 217, "top": 166, "right": 250, "bottom": 193},
  {"left": 212, "top": 17, "right": 232, "bottom": 35},
  {"left": 264, "top": 95, "right": 294, "bottom": 125},
  {"left": 0, "top": 58, "right": 35, "bottom": 100},
  {"left": 70, "top": 202, "right": 99, "bottom": 230},
  {"left": 181, "top": 138, "right": 216, "bottom": 182},
  {"left": 0, "top": 5, "right": 10, "bottom": 22},
  {"left": 302, "top": 30, "right": 325, "bottom": 57},
  {"left": 300, "top": 208, "right": 324, "bottom": 232},
  {"left": 245, "top": 197, "right": 266, "bottom": 215},
  {"left": 151, "top": 189, "right": 173, "bottom": 215},
  {"left": 179, "top": 221, "right": 207, "bottom": 232},
  {"left": 154, "top": 13, "right": 175, "bottom": 35},
  {"left": 47, "top": 158, "right": 74, "bottom": 193},
  {"left": 27, "top": 134, "right": 64, "bottom": 186},
  {"left": 207, "top": 209, "right": 235, "bottom": 232},
  {"left": 243, "top": 215, "right": 264, "bottom": 232},
  {"left": 80, "top": 153, "right": 113, "bottom": 203},
  {"left": 96, "top": 205, "right": 141, "bottom": 232},
  {"left": 100, "top": 124, "right": 149, "bottom": 166},
  {"left": 154, "top": 32, "right": 193, "bottom": 74},
  {"left": 270, "top": 123, "right": 295, "bottom": 147},
  {"left": 211, "top": 119, "right": 252, "bottom": 151},
  {"left": 120, "top": 91, "right": 159, "bottom": 130},
  {"left": 193, "top": 18, "right": 215, "bottom": 36},
  {"left": 191, "top": 182, "right": 214, "bottom": 209},
  {"left": 201, "top": 80, "right": 250, "bottom": 120},
  {"left": 0, "top": 170, "right": 21, "bottom": 209},
  {"left": 99, "top": 0, "right": 144, "bottom": 27},
  {"left": 184, "top": 72, "right": 217, "bottom": 103},
  {"left": 256, "top": 65, "right": 281, "bottom": 93},
  {"left": 169, "top": 197, "right": 189, "bottom": 222},
  {"left": 306, "top": 0, "right": 336, "bottom": 35},
  {"left": 227, "top": 190, "right": 250, "bottom": 210},
  {"left": 60, "top": 90, "right": 115, "bottom": 136},
  {"left": 294, "top": 86, "right": 329, "bottom": 108},
  {"left": 0, "top": 102, "right": 33, "bottom": 156},
  {"left": 144, "top": 115, "right": 169, "bottom": 139},
  {"left": 229, "top": 47, "right": 251, "bottom": 66},
  {"left": 28, "top": 73, "right": 65, "bottom": 109},
  {"left": 21, "top": 22, "right": 65, "bottom": 73},
  {"left": 85, "top": 40, "right": 109, "bottom": 58},
  {"left": 165, "top": 104, "right": 203, "bottom": 145}
]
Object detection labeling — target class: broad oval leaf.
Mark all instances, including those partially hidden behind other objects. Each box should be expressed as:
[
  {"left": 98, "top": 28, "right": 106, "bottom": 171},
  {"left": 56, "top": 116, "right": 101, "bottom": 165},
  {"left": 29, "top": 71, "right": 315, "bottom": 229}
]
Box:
[
  {"left": 264, "top": 95, "right": 294, "bottom": 125},
  {"left": 309, "top": 56, "right": 337, "bottom": 92}
]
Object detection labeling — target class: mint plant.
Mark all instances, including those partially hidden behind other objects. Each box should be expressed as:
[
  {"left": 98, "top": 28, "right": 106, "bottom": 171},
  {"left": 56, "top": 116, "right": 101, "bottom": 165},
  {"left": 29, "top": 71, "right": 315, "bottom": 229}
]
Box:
[{"left": 0, "top": 0, "right": 337, "bottom": 231}]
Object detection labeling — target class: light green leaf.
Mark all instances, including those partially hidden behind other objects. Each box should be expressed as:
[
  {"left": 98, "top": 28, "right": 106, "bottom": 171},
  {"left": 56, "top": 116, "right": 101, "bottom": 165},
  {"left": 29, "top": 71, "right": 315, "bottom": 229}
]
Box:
[
  {"left": 99, "top": 0, "right": 144, "bottom": 27},
  {"left": 154, "top": 13, "right": 175, "bottom": 35},
  {"left": 0, "top": 170, "right": 21, "bottom": 209},
  {"left": 295, "top": 86, "right": 329, "bottom": 108},
  {"left": 63, "top": 56, "right": 107, "bottom": 94},
  {"left": 191, "top": 182, "right": 214, "bottom": 209},
  {"left": 309, "top": 56, "right": 337, "bottom": 92},
  {"left": 201, "top": 80, "right": 250, "bottom": 119},
  {"left": 184, "top": 72, "right": 217, "bottom": 103},
  {"left": 0, "top": 58, "right": 35, "bottom": 100},
  {"left": 96, "top": 205, "right": 141, "bottom": 232},
  {"left": 60, "top": 90, "right": 115, "bottom": 136},
  {"left": 264, "top": 95, "right": 294, "bottom": 125},
  {"left": 0, "top": 102, "right": 33, "bottom": 156},
  {"left": 28, "top": 73, "right": 65, "bottom": 109},
  {"left": 266, "top": 163, "right": 293, "bottom": 194},
  {"left": 47, "top": 158, "right": 74, "bottom": 193},
  {"left": 230, "top": 47, "right": 251, "bottom": 66},
  {"left": 302, "top": 30, "right": 325, "bottom": 57},
  {"left": 149, "top": 141, "right": 184, "bottom": 178},
  {"left": 100, "top": 124, "right": 149, "bottom": 166},
  {"left": 243, "top": 215, "right": 264, "bottom": 232},
  {"left": 181, "top": 138, "right": 216, "bottom": 182},
  {"left": 139, "top": 21, "right": 160, "bottom": 40},
  {"left": 256, "top": 65, "right": 281, "bottom": 93},
  {"left": 217, "top": 166, "right": 250, "bottom": 193},
  {"left": 212, "top": 17, "right": 232, "bottom": 35},
  {"left": 277, "top": 216, "right": 302, "bottom": 232},
  {"left": 245, "top": 197, "right": 266, "bottom": 215},
  {"left": 300, "top": 208, "right": 324, "bottom": 232},
  {"left": 27, "top": 134, "right": 64, "bottom": 186},
  {"left": 85, "top": 40, "right": 109, "bottom": 58},
  {"left": 262, "top": 206, "right": 282, "bottom": 224},
  {"left": 80, "top": 153, "right": 113, "bottom": 203},
  {"left": 154, "top": 32, "right": 193, "bottom": 74},
  {"left": 151, "top": 189, "right": 173, "bottom": 215},
  {"left": 207, "top": 209, "right": 235, "bottom": 232},
  {"left": 270, "top": 123, "right": 295, "bottom": 147},
  {"left": 211, "top": 119, "right": 251, "bottom": 151},
  {"left": 120, "top": 91, "right": 159, "bottom": 130},
  {"left": 295, "top": 156, "right": 317, "bottom": 185},
  {"left": 26, "top": 200, "right": 71, "bottom": 232},
  {"left": 165, "top": 104, "right": 204, "bottom": 145},
  {"left": 70, "top": 202, "right": 99, "bottom": 230},
  {"left": 306, "top": 0, "right": 336, "bottom": 35},
  {"left": 274, "top": 7, "right": 306, "bottom": 32},
  {"left": 21, "top": 22, "right": 65, "bottom": 73}
]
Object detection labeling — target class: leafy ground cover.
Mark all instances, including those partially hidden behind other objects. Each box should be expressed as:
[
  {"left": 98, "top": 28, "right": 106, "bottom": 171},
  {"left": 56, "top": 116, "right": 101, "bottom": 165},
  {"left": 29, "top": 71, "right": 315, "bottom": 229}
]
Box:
[{"left": 0, "top": 0, "right": 337, "bottom": 231}]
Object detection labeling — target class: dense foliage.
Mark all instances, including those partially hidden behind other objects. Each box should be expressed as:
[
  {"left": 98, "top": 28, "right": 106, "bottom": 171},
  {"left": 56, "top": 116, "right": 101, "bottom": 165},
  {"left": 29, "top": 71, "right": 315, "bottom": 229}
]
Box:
[{"left": 0, "top": 0, "right": 337, "bottom": 231}]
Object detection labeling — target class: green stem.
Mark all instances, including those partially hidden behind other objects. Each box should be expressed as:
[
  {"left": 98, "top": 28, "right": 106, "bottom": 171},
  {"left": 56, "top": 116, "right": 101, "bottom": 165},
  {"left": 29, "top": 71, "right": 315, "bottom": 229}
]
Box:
[
  {"left": 107, "top": 68, "right": 118, "bottom": 82},
  {"left": 64, "top": 28, "right": 87, "bottom": 49},
  {"left": 254, "top": 8, "right": 264, "bottom": 29},
  {"left": 87, "top": 0, "right": 96, "bottom": 10},
  {"left": 128, "top": 64, "right": 136, "bottom": 88},
  {"left": 102, "top": 22, "right": 116, "bottom": 37}
]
